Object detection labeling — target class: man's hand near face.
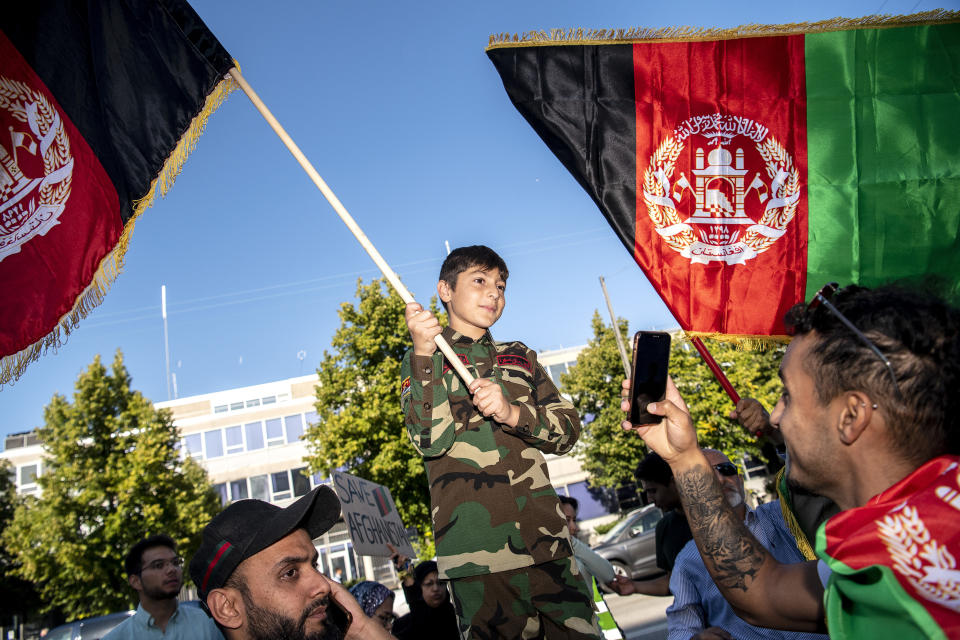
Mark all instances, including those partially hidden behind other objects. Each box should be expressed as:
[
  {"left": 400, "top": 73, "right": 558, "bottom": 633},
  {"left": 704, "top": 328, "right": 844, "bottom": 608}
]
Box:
[{"left": 325, "top": 579, "right": 394, "bottom": 640}]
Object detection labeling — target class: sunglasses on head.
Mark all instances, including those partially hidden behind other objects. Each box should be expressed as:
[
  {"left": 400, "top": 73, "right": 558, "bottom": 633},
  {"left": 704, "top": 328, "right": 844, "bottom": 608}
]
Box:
[
  {"left": 787, "top": 282, "right": 901, "bottom": 398},
  {"left": 713, "top": 462, "right": 738, "bottom": 477}
]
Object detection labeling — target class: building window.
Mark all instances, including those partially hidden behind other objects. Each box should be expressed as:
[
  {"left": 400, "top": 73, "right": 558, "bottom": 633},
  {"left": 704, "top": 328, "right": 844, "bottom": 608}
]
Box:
[
  {"left": 230, "top": 401, "right": 244, "bottom": 411},
  {"left": 246, "top": 398, "right": 260, "bottom": 408},
  {"left": 249, "top": 475, "right": 269, "bottom": 501},
  {"left": 245, "top": 422, "right": 264, "bottom": 450},
  {"left": 548, "top": 363, "right": 568, "bottom": 383},
  {"left": 272, "top": 471, "right": 291, "bottom": 501},
  {"left": 204, "top": 430, "right": 224, "bottom": 458},
  {"left": 265, "top": 418, "right": 284, "bottom": 447},
  {"left": 305, "top": 411, "right": 319, "bottom": 425},
  {"left": 262, "top": 395, "right": 276, "bottom": 405},
  {"left": 224, "top": 425, "right": 243, "bottom": 455},
  {"left": 284, "top": 414, "right": 304, "bottom": 443},
  {"left": 19, "top": 464, "right": 39, "bottom": 490},
  {"left": 184, "top": 434, "right": 203, "bottom": 458},
  {"left": 213, "top": 483, "right": 228, "bottom": 506},
  {"left": 230, "top": 479, "right": 249, "bottom": 501},
  {"left": 214, "top": 405, "right": 228, "bottom": 414},
  {"left": 292, "top": 468, "right": 311, "bottom": 497}
]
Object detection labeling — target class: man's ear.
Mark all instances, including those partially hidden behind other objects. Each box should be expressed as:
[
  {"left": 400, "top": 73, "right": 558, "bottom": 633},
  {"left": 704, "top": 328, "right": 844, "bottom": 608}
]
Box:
[
  {"left": 437, "top": 279, "right": 452, "bottom": 304},
  {"left": 837, "top": 391, "right": 874, "bottom": 445},
  {"left": 127, "top": 573, "right": 142, "bottom": 593},
  {"left": 207, "top": 588, "right": 244, "bottom": 631}
]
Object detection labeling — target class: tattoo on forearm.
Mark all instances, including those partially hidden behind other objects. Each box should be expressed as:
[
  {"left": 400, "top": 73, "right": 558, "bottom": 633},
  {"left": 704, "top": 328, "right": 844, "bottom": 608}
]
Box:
[{"left": 676, "top": 465, "right": 767, "bottom": 591}]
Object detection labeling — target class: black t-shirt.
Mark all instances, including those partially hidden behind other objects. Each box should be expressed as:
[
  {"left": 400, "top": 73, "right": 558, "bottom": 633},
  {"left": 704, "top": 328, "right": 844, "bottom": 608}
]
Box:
[{"left": 655, "top": 509, "right": 692, "bottom": 572}]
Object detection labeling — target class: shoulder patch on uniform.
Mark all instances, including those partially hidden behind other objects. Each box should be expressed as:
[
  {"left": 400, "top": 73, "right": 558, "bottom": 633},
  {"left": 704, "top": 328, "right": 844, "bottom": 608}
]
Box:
[
  {"left": 497, "top": 354, "right": 533, "bottom": 373},
  {"left": 401, "top": 377, "right": 411, "bottom": 397}
]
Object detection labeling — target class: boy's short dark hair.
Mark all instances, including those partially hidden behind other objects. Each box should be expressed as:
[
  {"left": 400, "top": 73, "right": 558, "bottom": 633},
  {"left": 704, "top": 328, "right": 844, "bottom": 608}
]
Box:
[
  {"left": 125, "top": 534, "right": 177, "bottom": 576},
  {"left": 558, "top": 495, "right": 579, "bottom": 514},
  {"left": 634, "top": 451, "right": 673, "bottom": 486},
  {"left": 439, "top": 245, "right": 508, "bottom": 296}
]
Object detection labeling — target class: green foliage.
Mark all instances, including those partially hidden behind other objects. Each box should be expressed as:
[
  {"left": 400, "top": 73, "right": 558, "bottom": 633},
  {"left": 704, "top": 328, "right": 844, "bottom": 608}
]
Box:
[
  {"left": 593, "top": 519, "right": 618, "bottom": 536},
  {"left": 671, "top": 337, "right": 785, "bottom": 461},
  {"left": 562, "top": 312, "right": 784, "bottom": 490},
  {"left": 304, "top": 278, "right": 442, "bottom": 560},
  {"left": 1, "top": 352, "right": 220, "bottom": 618}
]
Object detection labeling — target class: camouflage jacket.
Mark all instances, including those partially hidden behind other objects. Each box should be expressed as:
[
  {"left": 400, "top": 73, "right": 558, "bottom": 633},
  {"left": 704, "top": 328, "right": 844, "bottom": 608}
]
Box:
[{"left": 400, "top": 326, "right": 580, "bottom": 579}]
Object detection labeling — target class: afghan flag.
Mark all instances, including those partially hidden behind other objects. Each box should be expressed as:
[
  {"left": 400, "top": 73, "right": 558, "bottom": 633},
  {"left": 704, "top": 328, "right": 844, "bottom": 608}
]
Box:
[
  {"left": 0, "top": 1, "right": 235, "bottom": 384},
  {"left": 487, "top": 11, "right": 960, "bottom": 340}
]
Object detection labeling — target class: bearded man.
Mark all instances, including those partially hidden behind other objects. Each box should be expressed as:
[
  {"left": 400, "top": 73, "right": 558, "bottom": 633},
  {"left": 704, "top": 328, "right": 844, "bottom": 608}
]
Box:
[{"left": 189, "top": 486, "right": 393, "bottom": 640}]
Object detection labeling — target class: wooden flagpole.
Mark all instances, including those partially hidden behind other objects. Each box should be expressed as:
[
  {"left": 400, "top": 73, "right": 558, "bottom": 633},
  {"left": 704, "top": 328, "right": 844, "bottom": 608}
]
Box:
[{"left": 228, "top": 68, "right": 475, "bottom": 385}]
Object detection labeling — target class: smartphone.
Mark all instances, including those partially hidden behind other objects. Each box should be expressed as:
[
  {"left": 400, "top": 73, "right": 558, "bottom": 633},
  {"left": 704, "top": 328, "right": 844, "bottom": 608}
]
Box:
[
  {"left": 329, "top": 596, "right": 351, "bottom": 634},
  {"left": 629, "top": 331, "right": 671, "bottom": 425}
]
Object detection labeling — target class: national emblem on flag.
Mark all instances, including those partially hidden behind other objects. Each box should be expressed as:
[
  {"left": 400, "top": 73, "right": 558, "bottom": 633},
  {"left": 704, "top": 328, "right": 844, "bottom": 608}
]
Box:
[{"left": 487, "top": 10, "right": 960, "bottom": 341}]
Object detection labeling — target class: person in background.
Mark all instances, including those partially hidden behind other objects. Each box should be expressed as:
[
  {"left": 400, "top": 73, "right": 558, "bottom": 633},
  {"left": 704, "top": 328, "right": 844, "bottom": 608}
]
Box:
[
  {"left": 348, "top": 581, "right": 396, "bottom": 632},
  {"left": 615, "top": 451, "right": 691, "bottom": 597},
  {"left": 666, "top": 449, "right": 828, "bottom": 640},
  {"left": 559, "top": 495, "right": 626, "bottom": 640},
  {"left": 104, "top": 534, "right": 223, "bottom": 639},
  {"left": 388, "top": 545, "right": 459, "bottom": 640}
]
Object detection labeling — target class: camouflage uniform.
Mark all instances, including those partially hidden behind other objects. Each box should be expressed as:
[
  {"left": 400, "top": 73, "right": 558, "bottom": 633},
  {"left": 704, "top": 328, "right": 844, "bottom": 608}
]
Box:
[{"left": 401, "top": 326, "right": 602, "bottom": 639}]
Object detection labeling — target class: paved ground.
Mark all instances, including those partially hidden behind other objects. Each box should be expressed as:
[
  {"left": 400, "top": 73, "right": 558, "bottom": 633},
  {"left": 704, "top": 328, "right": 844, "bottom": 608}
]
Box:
[{"left": 605, "top": 592, "right": 672, "bottom": 640}]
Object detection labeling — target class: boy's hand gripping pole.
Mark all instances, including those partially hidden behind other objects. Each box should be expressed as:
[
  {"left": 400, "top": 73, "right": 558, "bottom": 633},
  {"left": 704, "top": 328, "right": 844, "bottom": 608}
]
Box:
[{"left": 229, "top": 68, "right": 475, "bottom": 385}]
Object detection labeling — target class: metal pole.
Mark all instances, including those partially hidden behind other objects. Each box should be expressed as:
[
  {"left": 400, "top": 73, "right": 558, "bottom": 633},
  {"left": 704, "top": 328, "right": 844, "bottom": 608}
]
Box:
[
  {"left": 599, "top": 276, "right": 631, "bottom": 380},
  {"left": 162, "top": 285, "right": 171, "bottom": 401}
]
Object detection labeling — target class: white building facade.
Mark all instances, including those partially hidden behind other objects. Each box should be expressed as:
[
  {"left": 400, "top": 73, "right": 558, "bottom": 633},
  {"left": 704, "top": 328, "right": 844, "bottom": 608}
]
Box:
[{"left": 2, "top": 345, "right": 624, "bottom": 588}]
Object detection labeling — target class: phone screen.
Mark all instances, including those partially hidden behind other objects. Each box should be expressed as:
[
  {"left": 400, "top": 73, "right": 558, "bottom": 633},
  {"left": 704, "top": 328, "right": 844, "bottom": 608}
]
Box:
[{"left": 629, "top": 331, "right": 671, "bottom": 425}]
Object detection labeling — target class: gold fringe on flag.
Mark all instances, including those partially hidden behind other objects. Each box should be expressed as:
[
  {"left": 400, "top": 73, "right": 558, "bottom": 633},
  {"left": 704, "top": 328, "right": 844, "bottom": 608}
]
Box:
[
  {"left": 487, "top": 9, "right": 959, "bottom": 49},
  {"left": 775, "top": 467, "right": 818, "bottom": 561},
  {"left": 683, "top": 332, "right": 792, "bottom": 351},
  {"left": 0, "top": 70, "right": 239, "bottom": 387}
]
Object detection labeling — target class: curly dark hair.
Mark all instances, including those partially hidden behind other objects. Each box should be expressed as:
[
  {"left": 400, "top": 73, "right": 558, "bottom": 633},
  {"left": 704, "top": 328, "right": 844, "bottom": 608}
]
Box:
[{"left": 784, "top": 284, "right": 960, "bottom": 463}]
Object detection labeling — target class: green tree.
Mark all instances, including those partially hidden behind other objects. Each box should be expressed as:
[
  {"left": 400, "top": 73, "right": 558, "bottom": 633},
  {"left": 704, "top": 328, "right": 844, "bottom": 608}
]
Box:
[
  {"left": 562, "top": 312, "right": 784, "bottom": 490},
  {"left": 1, "top": 352, "right": 219, "bottom": 618},
  {"left": 304, "top": 278, "right": 443, "bottom": 558}
]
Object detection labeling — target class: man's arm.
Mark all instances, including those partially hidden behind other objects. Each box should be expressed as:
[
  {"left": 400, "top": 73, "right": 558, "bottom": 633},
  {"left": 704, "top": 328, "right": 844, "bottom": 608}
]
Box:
[
  {"left": 611, "top": 572, "right": 671, "bottom": 597},
  {"left": 621, "top": 378, "right": 826, "bottom": 632}
]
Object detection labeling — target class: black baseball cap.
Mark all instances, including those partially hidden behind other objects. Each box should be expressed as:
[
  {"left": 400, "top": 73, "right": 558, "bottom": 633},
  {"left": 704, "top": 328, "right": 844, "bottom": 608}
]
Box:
[{"left": 189, "top": 485, "right": 341, "bottom": 600}]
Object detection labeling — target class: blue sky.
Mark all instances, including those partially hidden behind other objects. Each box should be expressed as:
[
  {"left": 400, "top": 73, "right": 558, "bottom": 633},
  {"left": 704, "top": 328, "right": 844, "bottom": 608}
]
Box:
[{"left": 1, "top": 0, "right": 951, "bottom": 441}]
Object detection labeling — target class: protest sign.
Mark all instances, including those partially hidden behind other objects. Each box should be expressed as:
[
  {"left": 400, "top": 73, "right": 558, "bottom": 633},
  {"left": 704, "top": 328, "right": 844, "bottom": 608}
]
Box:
[{"left": 331, "top": 471, "right": 415, "bottom": 558}]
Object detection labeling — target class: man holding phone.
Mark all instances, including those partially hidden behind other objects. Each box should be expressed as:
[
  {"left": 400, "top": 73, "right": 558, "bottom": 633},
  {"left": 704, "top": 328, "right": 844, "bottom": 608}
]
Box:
[
  {"left": 188, "top": 486, "right": 395, "bottom": 640},
  {"left": 621, "top": 284, "right": 960, "bottom": 639}
]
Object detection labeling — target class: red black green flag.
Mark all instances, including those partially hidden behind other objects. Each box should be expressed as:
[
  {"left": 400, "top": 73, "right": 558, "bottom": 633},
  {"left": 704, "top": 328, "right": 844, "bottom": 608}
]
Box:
[
  {"left": 0, "top": 1, "right": 235, "bottom": 383},
  {"left": 487, "top": 11, "right": 960, "bottom": 341}
]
